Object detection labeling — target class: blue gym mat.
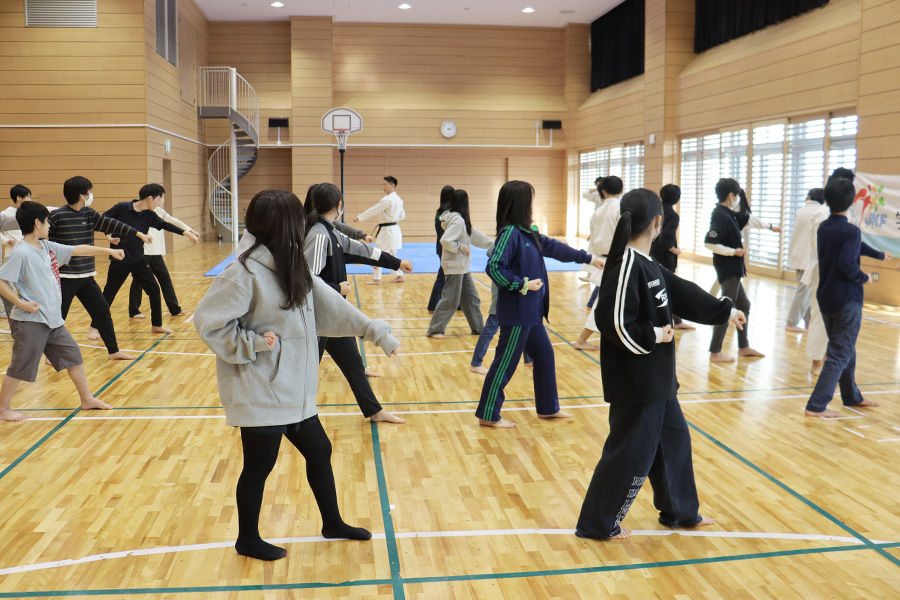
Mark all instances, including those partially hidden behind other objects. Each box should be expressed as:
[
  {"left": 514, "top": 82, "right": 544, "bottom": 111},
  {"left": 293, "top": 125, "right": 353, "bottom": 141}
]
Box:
[{"left": 204, "top": 242, "right": 584, "bottom": 277}]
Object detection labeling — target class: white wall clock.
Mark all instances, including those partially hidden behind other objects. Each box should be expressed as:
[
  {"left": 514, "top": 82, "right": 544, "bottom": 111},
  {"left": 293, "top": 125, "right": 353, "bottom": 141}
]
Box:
[{"left": 440, "top": 120, "right": 457, "bottom": 138}]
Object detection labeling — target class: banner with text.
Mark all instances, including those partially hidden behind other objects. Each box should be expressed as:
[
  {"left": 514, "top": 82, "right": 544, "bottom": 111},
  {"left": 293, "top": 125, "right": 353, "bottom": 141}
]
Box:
[{"left": 854, "top": 172, "right": 900, "bottom": 256}]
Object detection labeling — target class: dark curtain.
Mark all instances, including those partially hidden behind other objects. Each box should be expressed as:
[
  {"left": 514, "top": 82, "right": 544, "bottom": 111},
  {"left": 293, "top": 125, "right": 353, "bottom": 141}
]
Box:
[
  {"left": 695, "top": 0, "right": 830, "bottom": 53},
  {"left": 590, "top": 0, "right": 645, "bottom": 92}
]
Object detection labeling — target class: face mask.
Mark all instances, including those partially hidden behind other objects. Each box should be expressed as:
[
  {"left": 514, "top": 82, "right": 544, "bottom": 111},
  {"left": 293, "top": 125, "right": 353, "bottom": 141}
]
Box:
[{"left": 85, "top": 192, "right": 93, "bottom": 207}]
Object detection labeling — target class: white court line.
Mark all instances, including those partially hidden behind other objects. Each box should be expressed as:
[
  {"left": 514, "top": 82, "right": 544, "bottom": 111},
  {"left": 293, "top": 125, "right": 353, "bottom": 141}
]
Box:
[
  {"left": 185, "top": 314, "right": 195, "bottom": 323},
  {"left": 862, "top": 316, "right": 900, "bottom": 328},
  {"left": 843, "top": 406, "right": 866, "bottom": 416},
  {"left": 877, "top": 438, "right": 900, "bottom": 443},
  {"left": 0, "top": 528, "right": 886, "bottom": 576},
  {"left": 20, "top": 391, "right": 898, "bottom": 421},
  {"left": 843, "top": 428, "right": 866, "bottom": 438}
]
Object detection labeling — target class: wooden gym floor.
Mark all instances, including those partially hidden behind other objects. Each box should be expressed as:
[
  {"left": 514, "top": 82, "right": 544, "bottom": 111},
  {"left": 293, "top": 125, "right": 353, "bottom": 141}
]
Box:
[{"left": 0, "top": 241, "right": 899, "bottom": 599}]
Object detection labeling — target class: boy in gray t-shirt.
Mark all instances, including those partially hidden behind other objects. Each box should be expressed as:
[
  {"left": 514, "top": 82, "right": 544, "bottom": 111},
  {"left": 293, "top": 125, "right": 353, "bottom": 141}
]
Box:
[{"left": 0, "top": 201, "right": 125, "bottom": 422}]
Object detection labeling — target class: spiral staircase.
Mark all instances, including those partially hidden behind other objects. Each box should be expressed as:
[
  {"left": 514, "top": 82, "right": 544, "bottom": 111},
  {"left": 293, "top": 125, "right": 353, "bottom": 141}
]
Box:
[{"left": 198, "top": 67, "right": 259, "bottom": 241}]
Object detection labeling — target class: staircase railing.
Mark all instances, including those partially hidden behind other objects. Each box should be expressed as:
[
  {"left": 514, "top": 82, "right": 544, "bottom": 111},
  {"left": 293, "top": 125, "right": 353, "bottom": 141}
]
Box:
[{"left": 199, "top": 66, "right": 260, "bottom": 242}]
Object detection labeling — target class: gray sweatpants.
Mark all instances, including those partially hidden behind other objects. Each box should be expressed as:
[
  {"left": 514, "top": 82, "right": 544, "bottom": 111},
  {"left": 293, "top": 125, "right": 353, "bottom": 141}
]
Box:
[
  {"left": 786, "top": 270, "right": 812, "bottom": 327},
  {"left": 427, "top": 272, "right": 484, "bottom": 336},
  {"left": 709, "top": 276, "right": 750, "bottom": 353}
]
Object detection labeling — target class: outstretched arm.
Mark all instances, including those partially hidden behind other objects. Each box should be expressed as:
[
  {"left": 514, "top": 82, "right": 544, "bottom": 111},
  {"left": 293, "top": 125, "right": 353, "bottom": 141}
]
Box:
[
  {"left": 662, "top": 268, "right": 735, "bottom": 326},
  {"left": 312, "top": 278, "right": 400, "bottom": 355}
]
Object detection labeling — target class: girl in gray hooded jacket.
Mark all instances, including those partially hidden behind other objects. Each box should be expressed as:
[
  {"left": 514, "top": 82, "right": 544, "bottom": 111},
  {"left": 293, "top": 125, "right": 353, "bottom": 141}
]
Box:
[
  {"left": 194, "top": 189, "right": 400, "bottom": 561},
  {"left": 426, "top": 189, "right": 492, "bottom": 338}
]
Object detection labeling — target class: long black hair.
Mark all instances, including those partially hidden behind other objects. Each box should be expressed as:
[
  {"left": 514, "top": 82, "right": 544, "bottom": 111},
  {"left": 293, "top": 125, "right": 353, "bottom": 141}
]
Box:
[
  {"left": 438, "top": 185, "right": 454, "bottom": 215},
  {"left": 451, "top": 188, "right": 473, "bottom": 235},
  {"left": 496, "top": 180, "right": 537, "bottom": 243},
  {"left": 241, "top": 189, "right": 314, "bottom": 310},
  {"left": 304, "top": 182, "right": 342, "bottom": 232},
  {"left": 600, "top": 188, "right": 663, "bottom": 294}
]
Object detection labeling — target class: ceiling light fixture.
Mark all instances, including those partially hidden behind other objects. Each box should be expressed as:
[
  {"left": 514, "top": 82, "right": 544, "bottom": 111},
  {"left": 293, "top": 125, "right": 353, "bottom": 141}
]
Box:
[
  {"left": 270, "top": 1, "right": 284, "bottom": 6},
  {"left": 522, "top": 7, "right": 535, "bottom": 13},
  {"left": 399, "top": 3, "right": 411, "bottom": 8}
]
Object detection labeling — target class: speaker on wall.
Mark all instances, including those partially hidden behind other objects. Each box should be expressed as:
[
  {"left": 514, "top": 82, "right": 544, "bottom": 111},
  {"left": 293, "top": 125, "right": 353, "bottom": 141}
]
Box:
[
  {"left": 541, "top": 120, "right": 562, "bottom": 130},
  {"left": 268, "top": 118, "right": 289, "bottom": 128}
]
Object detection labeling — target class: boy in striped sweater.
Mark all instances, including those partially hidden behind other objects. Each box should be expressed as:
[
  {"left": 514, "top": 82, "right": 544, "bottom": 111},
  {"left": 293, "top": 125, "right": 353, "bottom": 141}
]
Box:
[{"left": 49, "top": 176, "right": 152, "bottom": 361}]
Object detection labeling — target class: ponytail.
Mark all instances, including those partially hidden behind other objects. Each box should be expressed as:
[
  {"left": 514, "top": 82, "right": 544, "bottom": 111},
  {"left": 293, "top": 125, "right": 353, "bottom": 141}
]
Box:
[
  {"left": 598, "top": 188, "right": 662, "bottom": 297},
  {"left": 303, "top": 183, "right": 342, "bottom": 233}
]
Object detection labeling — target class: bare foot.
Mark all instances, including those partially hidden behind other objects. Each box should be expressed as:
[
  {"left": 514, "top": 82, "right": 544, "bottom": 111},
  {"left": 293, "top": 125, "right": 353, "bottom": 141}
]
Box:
[
  {"left": 131, "top": 313, "right": 146, "bottom": 320},
  {"left": 854, "top": 398, "right": 880, "bottom": 408},
  {"left": 428, "top": 310, "right": 435, "bottom": 315},
  {"left": 0, "top": 409, "right": 29, "bottom": 421},
  {"left": 479, "top": 417, "right": 515, "bottom": 428},
  {"left": 785, "top": 325, "right": 806, "bottom": 333},
  {"left": 710, "top": 352, "right": 735, "bottom": 363},
  {"left": 107, "top": 351, "right": 136, "bottom": 361},
  {"left": 539, "top": 410, "right": 573, "bottom": 419},
  {"left": 673, "top": 323, "right": 696, "bottom": 331},
  {"left": 524, "top": 362, "right": 534, "bottom": 368},
  {"left": 427, "top": 333, "right": 446, "bottom": 340},
  {"left": 804, "top": 408, "right": 841, "bottom": 418},
  {"left": 81, "top": 397, "right": 113, "bottom": 411},
  {"left": 370, "top": 410, "right": 406, "bottom": 424},
  {"left": 390, "top": 276, "right": 406, "bottom": 284},
  {"left": 578, "top": 275, "right": 590, "bottom": 282},
  {"left": 811, "top": 359, "right": 824, "bottom": 376},
  {"left": 364, "top": 367, "right": 381, "bottom": 378},
  {"left": 738, "top": 347, "right": 765, "bottom": 358},
  {"left": 44, "top": 357, "right": 53, "bottom": 366},
  {"left": 469, "top": 365, "right": 489, "bottom": 375},
  {"left": 573, "top": 341, "right": 600, "bottom": 351},
  {"left": 87, "top": 327, "right": 101, "bottom": 340},
  {"left": 174, "top": 309, "right": 190, "bottom": 317},
  {"left": 610, "top": 528, "right": 632, "bottom": 539},
  {"left": 365, "top": 280, "right": 381, "bottom": 286},
  {"left": 151, "top": 326, "right": 175, "bottom": 334},
  {"left": 695, "top": 516, "right": 716, "bottom": 527}
]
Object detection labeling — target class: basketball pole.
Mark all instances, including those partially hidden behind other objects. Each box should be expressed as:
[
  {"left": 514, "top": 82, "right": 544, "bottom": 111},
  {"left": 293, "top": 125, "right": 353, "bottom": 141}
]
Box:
[{"left": 340, "top": 147, "right": 346, "bottom": 223}]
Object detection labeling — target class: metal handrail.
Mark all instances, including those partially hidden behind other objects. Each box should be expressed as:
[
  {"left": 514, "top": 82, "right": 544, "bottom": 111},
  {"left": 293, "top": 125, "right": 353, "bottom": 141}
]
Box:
[{"left": 200, "top": 66, "right": 260, "bottom": 238}]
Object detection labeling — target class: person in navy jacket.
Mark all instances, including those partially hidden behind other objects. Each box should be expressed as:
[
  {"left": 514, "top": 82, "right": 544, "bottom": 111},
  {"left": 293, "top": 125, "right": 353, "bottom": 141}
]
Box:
[
  {"left": 475, "top": 180, "right": 604, "bottom": 428},
  {"left": 804, "top": 177, "right": 891, "bottom": 417},
  {"left": 575, "top": 188, "right": 745, "bottom": 540}
]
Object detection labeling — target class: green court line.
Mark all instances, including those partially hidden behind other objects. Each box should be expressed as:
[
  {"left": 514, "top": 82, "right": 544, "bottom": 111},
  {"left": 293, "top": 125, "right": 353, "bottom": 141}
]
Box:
[
  {"left": 3, "top": 540, "right": 897, "bottom": 597},
  {"left": 687, "top": 421, "right": 900, "bottom": 570},
  {"left": 351, "top": 274, "right": 405, "bottom": 598},
  {"left": 0, "top": 579, "right": 388, "bottom": 598},
  {"left": 0, "top": 336, "right": 168, "bottom": 483},
  {"left": 370, "top": 421, "right": 406, "bottom": 599}
]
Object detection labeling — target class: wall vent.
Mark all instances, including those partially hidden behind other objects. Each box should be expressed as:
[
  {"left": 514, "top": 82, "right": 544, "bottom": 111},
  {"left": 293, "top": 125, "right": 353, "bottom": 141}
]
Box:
[
  {"left": 155, "top": 0, "right": 178, "bottom": 67},
  {"left": 25, "top": 0, "right": 97, "bottom": 27}
]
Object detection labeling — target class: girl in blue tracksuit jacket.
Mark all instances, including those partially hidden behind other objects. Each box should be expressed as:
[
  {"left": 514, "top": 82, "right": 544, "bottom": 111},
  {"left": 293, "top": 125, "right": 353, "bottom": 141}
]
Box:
[{"left": 475, "top": 180, "right": 603, "bottom": 428}]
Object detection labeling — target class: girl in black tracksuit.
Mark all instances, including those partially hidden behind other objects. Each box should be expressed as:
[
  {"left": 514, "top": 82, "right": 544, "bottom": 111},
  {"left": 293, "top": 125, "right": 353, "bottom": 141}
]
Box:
[
  {"left": 303, "top": 183, "right": 410, "bottom": 424},
  {"left": 576, "top": 188, "right": 745, "bottom": 540}
]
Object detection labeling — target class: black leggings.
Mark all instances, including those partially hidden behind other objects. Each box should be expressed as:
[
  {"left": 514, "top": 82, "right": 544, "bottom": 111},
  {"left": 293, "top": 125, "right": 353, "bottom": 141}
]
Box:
[
  {"left": 236, "top": 416, "right": 344, "bottom": 542},
  {"left": 318, "top": 337, "right": 382, "bottom": 417}
]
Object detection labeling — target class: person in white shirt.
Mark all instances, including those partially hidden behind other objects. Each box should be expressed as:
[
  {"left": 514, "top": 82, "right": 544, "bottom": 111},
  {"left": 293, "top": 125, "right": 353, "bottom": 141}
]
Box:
[
  {"left": 573, "top": 176, "right": 623, "bottom": 351},
  {"left": 801, "top": 192, "right": 831, "bottom": 375},
  {"left": 578, "top": 177, "right": 604, "bottom": 282},
  {"left": 354, "top": 176, "right": 406, "bottom": 285},
  {"left": 119, "top": 202, "right": 198, "bottom": 320},
  {"left": 785, "top": 189, "right": 824, "bottom": 332}
]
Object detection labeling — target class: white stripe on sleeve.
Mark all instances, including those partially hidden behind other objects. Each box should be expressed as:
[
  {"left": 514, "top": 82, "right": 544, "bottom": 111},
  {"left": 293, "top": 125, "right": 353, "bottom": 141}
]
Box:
[{"left": 613, "top": 248, "right": 651, "bottom": 355}]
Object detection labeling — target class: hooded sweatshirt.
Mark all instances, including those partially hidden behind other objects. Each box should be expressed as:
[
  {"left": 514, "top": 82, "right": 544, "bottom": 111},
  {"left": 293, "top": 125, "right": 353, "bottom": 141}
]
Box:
[
  {"left": 439, "top": 211, "right": 492, "bottom": 275},
  {"left": 194, "top": 232, "right": 400, "bottom": 427}
]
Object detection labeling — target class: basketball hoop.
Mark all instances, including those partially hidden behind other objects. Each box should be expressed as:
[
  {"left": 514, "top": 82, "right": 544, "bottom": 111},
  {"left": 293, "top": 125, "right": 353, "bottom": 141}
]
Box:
[
  {"left": 322, "top": 108, "right": 363, "bottom": 152},
  {"left": 321, "top": 107, "right": 363, "bottom": 207}
]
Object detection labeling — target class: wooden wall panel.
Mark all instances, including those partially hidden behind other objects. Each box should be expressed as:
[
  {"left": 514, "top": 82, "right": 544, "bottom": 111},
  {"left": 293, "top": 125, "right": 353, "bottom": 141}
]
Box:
[
  {"left": 144, "top": 0, "right": 210, "bottom": 247},
  {"left": 857, "top": 0, "right": 900, "bottom": 303},
  {"left": 330, "top": 23, "right": 566, "bottom": 147},
  {"left": 332, "top": 149, "right": 565, "bottom": 243},
  {"left": 235, "top": 147, "right": 293, "bottom": 215},
  {"left": 0, "top": 0, "right": 146, "bottom": 125},
  {"left": 291, "top": 18, "right": 334, "bottom": 189},
  {"left": 208, "top": 21, "right": 292, "bottom": 146},
  {"left": 674, "top": 0, "right": 861, "bottom": 134}
]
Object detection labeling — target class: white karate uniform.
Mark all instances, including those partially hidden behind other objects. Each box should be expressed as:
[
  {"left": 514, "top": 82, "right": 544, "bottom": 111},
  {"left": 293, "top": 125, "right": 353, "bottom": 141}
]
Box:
[
  {"left": 803, "top": 203, "right": 831, "bottom": 361},
  {"left": 357, "top": 191, "right": 405, "bottom": 279}
]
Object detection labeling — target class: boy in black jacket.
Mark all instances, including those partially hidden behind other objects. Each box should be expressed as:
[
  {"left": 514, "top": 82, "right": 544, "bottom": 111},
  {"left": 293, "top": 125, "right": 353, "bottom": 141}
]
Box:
[
  {"left": 704, "top": 178, "right": 775, "bottom": 362},
  {"left": 576, "top": 189, "right": 745, "bottom": 540}
]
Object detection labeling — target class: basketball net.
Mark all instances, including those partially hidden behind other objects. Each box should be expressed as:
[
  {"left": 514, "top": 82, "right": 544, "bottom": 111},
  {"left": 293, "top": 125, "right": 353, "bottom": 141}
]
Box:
[{"left": 336, "top": 131, "right": 349, "bottom": 152}]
